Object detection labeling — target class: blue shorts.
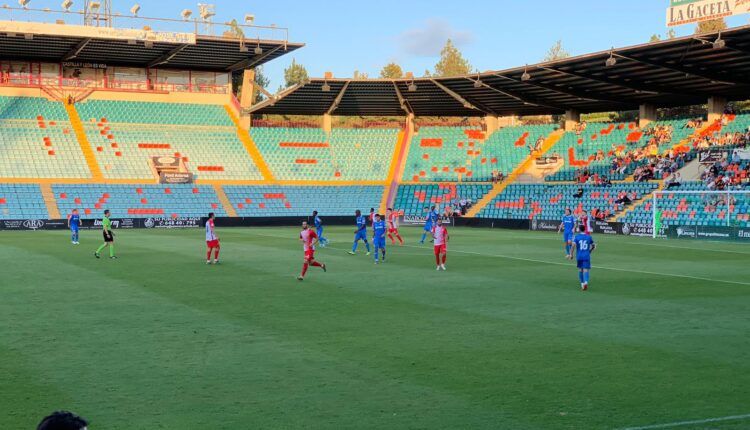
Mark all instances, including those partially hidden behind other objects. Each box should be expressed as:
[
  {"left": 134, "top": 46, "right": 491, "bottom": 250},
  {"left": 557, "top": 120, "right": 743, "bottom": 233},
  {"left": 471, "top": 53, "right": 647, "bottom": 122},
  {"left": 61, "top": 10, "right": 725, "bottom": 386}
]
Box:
[
  {"left": 563, "top": 232, "right": 573, "bottom": 243},
  {"left": 374, "top": 237, "right": 386, "bottom": 248},
  {"left": 423, "top": 223, "right": 433, "bottom": 232},
  {"left": 354, "top": 230, "right": 367, "bottom": 241},
  {"left": 316, "top": 227, "right": 324, "bottom": 236},
  {"left": 71, "top": 227, "right": 79, "bottom": 232},
  {"left": 577, "top": 259, "right": 591, "bottom": 270}
]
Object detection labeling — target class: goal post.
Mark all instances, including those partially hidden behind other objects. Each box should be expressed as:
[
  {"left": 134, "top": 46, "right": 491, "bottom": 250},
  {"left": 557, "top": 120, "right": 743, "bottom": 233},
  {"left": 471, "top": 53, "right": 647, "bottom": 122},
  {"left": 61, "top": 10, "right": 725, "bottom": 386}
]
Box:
[{"left": 651, "top": 189, "right": 750, "bottom": 240}]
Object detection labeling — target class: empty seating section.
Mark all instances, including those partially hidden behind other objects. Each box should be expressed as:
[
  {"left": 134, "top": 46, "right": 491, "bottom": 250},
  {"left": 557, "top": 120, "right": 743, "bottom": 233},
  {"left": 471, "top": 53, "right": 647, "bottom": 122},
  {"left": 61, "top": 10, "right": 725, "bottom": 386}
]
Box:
[
  {"left": 0, "top": 96, "right": 90, "bottom": 178},
  {"left": 53, "top": 184, "right": 226, "bottom": 219},
  {"left": 223, "top": 186, "right": 384, "bottom": 217},
  {"left": 621, "top": 182, "right": 750, "bottom": 228},
  {"left": 477, "top": 183, "right": 658, "bottom": 220},
  {"left": 546, "top": 123, "right": 645, "bottom": 181},
  {"left": 403, "top": 125, "right": 554, "bottom": 182},
  {"left": 77, "top": 100, "right": 262, "bottom": 180},
  {"left": 250, "top": 127, "right": 398, "bottom": 181},
  {"left": 0, "top": 184, "right": 48, "bottom": 219},
  {"left": 76, "top": 100, "right": 232, "bottom": 126},
  {"left": 394, "top": 184, "right": 493, "bottom": 216}
]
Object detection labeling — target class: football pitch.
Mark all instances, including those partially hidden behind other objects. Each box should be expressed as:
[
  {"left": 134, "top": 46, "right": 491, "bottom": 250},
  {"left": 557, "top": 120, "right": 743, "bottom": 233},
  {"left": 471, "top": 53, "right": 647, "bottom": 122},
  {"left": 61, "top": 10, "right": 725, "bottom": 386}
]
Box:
[{"left": 1, "top": 226, "right": 749, "bottom": 430}]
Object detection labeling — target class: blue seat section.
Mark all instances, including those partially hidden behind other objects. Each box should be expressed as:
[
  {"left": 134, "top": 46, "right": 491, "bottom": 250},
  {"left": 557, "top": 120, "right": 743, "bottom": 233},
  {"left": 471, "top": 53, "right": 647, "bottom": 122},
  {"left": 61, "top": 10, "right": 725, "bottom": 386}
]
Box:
[
  {"left": 0, "top": 184, "right": 48, "bottom": 219},
  {"left": 620, "top": 181, "right": 750, "bottom": 228},
  {"left": 0, "top": 96, "right": 90, "bottom": 178},
  {"left": 394, "top": 184, "right": 493, "bottom": 216},
  {"left": 52, "top": 184, "right": 226, "bottom": 219},
  {"left": 223, "top": 186, "right": 385, "bottom": 217},
  {"left": 477, "top": 182, "right": 658, "bottom": 219},
  {"left": 76, "top": 100, "right": 232, "bottom": 126}
]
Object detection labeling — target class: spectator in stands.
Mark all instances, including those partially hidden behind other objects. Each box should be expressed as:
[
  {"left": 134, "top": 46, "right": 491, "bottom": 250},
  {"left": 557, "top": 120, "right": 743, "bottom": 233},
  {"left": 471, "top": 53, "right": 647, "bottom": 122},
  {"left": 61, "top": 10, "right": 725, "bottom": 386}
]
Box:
[
  {"left": 666, "top": 172, "right": 682, "bottom": 190},
  {"left": 534, "top": 136, "right": 544, "bottom": 152},
  {"left": 600, "top": 175, "right": 612, "bottom": 188},
  {"left": 615, "top": 191, "right": 632, "bottom": 205},
  {"left": 573, "top": 187, "right": 584, "bottom": 198},
  {"left": 37, "top": 411, "right": 89, "bottom": 430}
]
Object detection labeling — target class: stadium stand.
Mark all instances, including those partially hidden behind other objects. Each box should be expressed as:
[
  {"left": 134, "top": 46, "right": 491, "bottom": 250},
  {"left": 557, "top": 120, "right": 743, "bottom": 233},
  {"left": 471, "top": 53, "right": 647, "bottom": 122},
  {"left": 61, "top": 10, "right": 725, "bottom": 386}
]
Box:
[
  {"left": 52, "top": 184, "right": 227, "bottom": 219},
  {"left": 394, "top": 183, "right": 493, "bottom": 216},
  {"left": 250, "top": 127, "right": 399, "bottom": 181},
  {"left": 476, "top": 182, "right": 659, "bottom": 220},
  {"left": 0, "top": 184, "right": 48, "bottom": 219},
  {"left": 223, "top": 185, "right": 385, "bottom": 216},
  {"left": 0, "top": 96, "right": 91, "bottom": 178},
  {"left": 403, "top": 125, "right": 555, "bottom": 182},
  {"left": 76, "top": 100, "right": 262, "bottom": 180}
]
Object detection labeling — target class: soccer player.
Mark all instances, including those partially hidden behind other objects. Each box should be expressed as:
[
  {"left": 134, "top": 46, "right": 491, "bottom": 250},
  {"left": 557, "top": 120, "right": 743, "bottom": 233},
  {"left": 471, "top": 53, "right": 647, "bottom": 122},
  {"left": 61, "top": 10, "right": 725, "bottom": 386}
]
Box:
[
  {"left": 94, "top": 209, "right": 116, "bottom": 259},
  {"left": 205, "top": 212, "right": 220, "bottom": 265},
  {"left": 298, "top": 221, "right": 326, "bottom": 281},
  {"left": 581, "top": 209, "right": 593, "bottom": 235},
  {"left": 558, "top": 208, "right": 576, "bottom": 259},
  {"left": 433, "top": 218, "right": 449, "bottom": 270},
  {"left": 312, "top": 210, "right": 329, "bottom": 247},
  {"left": 372, "top": 213, "right": 387, "bottom": 264},
  {"left": 572, "top": 224, "right": 596, "bottom": 291},
  {"left": 348, "top": 209, "right": 371, "bottom": 255},
  {"left": 37, "top": 410, "right": 88, "bottom": 430},
  {"left": 68, "top": 208, "right": 80, "bottom": 245},
  {"left": 419, "top": 205, "right": 438, "bottom": 244},
  {"left": 386, "top": 208, "right": 403, "bottom": 245}
]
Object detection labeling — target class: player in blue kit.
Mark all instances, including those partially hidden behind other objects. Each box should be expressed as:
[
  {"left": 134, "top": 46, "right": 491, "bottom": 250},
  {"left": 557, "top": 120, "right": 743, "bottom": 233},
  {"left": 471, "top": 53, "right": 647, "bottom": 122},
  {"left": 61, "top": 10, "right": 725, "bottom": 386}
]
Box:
[
  {"left": 312, "top": 211, "right": 328, "bottom": 247},
  {"left": 372, "top": 213, "right": 387, "bottom": 264},
  {"left": 348, "top": 209, "right": 371, "bottom": 255},
  {"left": 558, "top": 208, "right": 576, "bottom": 259},
  {"left": 420, "top": 205, "right": 439, "bottom": 244},
  {"left": 68, "top": 208, "right": 81, "bottom": 245},
  {"left": 572, "top": 224, "right": 596, "bottom": 291}
]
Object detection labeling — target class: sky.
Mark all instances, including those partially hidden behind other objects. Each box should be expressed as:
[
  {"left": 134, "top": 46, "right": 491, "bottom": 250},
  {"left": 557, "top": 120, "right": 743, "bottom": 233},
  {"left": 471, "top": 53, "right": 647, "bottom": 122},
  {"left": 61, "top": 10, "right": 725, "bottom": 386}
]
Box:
[{"left": 2, "top": 0, "right": 749, "bottom": 91}]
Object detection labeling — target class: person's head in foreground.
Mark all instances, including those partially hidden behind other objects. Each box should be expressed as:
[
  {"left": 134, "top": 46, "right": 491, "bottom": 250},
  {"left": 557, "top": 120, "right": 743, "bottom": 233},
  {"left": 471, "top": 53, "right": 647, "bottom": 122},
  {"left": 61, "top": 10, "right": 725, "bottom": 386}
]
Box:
[
  {"left": 208, "top": 212, "right": 215, "bottom": 220},
  {"left": 436, "top": 218, "right": 442, "bottom": 226},
  {"left": 302, "top": 221, "right": 308, "bottom": 230},
  {"left": 37, "top": 411, "right": 88, "bottom": 430}
]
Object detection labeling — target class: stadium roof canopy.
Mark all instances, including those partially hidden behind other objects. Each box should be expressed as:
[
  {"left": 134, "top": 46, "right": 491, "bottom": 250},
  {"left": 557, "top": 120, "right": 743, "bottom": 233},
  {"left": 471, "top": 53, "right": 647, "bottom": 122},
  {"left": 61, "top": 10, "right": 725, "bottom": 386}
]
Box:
[
  {"left": 0, "top": 21, "right": 303, "bottom": 72},
  {"left": 252, "top": 25, "right": 750, "bottom": 117}
]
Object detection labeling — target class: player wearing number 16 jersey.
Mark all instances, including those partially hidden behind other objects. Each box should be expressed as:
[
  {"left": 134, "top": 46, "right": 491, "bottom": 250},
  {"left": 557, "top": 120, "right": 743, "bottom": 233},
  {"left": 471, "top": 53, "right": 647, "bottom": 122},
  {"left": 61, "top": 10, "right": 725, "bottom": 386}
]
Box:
[
  {"left": 572, "top": 224, "right": 596, "bottom": 291},
  {"left": 298, "top": 221, "right": 326, "bottom": 281},
  {"left": 433, "top": 218, "right": 449, "bottom": 271}
]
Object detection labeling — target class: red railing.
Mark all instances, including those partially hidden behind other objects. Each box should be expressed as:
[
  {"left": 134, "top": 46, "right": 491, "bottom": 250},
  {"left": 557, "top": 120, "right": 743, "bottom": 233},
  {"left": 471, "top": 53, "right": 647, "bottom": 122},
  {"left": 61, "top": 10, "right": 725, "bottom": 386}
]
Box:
[{"left": 0, "top": 73, "right": 228, "bottom": 95}]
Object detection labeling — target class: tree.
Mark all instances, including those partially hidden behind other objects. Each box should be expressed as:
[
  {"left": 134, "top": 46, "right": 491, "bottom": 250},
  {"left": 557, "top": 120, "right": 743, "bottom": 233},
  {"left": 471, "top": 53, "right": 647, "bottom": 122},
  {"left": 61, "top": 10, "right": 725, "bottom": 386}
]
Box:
[
  {"left": 433, "top": 39, "right": 472, "bottom": 77},
  {"left": 649, "top": 34, "right": 661, "bottom": 42},
  {"left": 667, "top": 28, "right": 677, "bottom": 39},
  {"left": 223, "top": 19, "right": 244, "bottom": 39},
  {"left": 353, "top": 70, "right": 369, "bottom": 79},
  {"left": 231, "top": 66, "right": 271, "bottom": 104},
  {"left": 542, "top": 40, "right": 570, "bottom": 62},
  {"left": 380, "top": 62, "right": 404, "bottom": 79},
  {"left": 283, "top": 58, "right": 309, "bottom": 88},
  {"left": 695, "top": 18, "right": 727, "bottom": 34},
  {"left": 423, "top": 69, "right": 432, "bottom": 78}
]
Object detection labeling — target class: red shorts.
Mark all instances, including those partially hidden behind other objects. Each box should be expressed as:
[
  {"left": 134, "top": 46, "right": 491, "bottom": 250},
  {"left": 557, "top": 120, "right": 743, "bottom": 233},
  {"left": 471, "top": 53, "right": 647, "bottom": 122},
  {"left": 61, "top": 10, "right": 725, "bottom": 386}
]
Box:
[
  {"left": 388, "top": 228, "right": 399, "bottom": 234},
  {"left": 434, "top": 244, "right": 447, "bottom": 255},
  {"left": 207, "top": 239, "right": 219, "bottom": 248},
  {"left": 304, "top": 249, "right": 315, "bottom": 260}
]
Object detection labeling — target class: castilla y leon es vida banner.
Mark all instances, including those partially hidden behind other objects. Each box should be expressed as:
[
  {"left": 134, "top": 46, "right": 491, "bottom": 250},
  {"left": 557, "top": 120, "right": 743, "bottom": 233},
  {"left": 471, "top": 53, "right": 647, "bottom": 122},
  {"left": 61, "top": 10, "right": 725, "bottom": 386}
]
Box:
[{"left": 667, "top": 0, "right": 750, "bottom": 27}]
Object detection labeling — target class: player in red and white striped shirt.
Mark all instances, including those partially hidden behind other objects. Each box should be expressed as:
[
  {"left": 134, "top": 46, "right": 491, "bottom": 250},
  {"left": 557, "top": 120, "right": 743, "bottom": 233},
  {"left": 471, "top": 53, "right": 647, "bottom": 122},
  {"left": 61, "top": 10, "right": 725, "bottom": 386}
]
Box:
[
  {"left": 386, "top": 208, "right": 404, "bottom": 245},
  {"left": 205, "top": 212, "right": 220, "bottom": 265},
  {"left": 580, "top": 210, "right": 593, "bottom": 235},
  {"left": 298, "top": 221, "right": 327, "bottom": 281},
  {"left": 432, "top": 218, "right": 449, "bottom": 271}
]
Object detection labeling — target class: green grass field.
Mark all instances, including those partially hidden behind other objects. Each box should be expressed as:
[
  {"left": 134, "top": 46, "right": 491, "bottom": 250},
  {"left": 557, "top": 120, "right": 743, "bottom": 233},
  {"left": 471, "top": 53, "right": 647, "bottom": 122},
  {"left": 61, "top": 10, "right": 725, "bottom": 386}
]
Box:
[{"left": 1, "top": 226, "right": 749, "bottom": 430}]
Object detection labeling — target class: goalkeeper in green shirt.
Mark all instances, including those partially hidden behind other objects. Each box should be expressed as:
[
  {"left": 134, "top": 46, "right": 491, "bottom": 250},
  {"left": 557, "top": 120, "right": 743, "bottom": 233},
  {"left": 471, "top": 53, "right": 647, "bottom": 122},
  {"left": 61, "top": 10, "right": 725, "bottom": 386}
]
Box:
[{"left": 94, "top": 209, "right": 117, "bottom": 259}]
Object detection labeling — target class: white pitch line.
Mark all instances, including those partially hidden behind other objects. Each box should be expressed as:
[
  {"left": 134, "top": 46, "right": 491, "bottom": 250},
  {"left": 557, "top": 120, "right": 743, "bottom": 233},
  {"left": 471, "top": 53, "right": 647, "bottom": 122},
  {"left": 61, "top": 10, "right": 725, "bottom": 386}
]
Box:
[
  {"left": 243, "top": 231, "right": 750, "bottom": 287},
  {"left": 618, "top": 412, "right": 750, "bottom": 430}
]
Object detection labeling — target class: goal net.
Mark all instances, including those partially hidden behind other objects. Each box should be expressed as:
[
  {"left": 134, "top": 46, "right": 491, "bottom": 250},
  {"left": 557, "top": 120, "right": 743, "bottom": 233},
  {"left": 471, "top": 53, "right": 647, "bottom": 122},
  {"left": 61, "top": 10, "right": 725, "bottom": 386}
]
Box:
[{"left": 651, "top": 189, "right": 750, "bottom": 240}]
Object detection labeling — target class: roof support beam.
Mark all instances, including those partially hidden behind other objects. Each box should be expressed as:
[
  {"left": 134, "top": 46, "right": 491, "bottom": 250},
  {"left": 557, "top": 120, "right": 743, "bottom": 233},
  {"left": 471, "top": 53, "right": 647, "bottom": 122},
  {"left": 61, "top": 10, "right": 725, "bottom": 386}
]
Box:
[
  {"left": 535, "top": 65, "right": 667, "bottom": 95},
  {"left": 467, "top": 76, "right": 566, "bottom": 111},
  {"left": 147, "top": 44, "right": 190, "bottom": 68},
  {"left": 245, "top": 83, "right": 303, "bottom": 114},
  {"left": 493, "top": 73, "right": 629, "bottom": 105},
  {"left": 327, "top": 80, "right": 350, "bottom": 115},
  {"left": 227, "top": 44, "right": 283, "bottom": 72},
  {"left": 613, "top": 52, "right": 747, "bottom": 85},
  {"left": 392, "top": 81, "right": 413, "bottom": 115},
  {"left": 62, "top": 38, "right": 91, "bottom": 61},
  {"left": 430, "top": 79, "right": 494, "bottom": 115}
]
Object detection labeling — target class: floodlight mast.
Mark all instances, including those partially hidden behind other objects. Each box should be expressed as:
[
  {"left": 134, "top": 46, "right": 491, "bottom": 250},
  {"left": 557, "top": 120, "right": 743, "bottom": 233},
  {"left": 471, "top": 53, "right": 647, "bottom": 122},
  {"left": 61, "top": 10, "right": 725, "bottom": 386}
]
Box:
[{"left": 83, "top": 0, "right": 111, "bottom": 27}]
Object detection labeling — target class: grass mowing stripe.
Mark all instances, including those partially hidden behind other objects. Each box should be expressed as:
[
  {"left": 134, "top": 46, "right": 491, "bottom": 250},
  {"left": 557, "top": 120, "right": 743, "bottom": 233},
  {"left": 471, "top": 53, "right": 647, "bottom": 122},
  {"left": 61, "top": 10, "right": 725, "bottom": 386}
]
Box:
[{"left": 618, "top": 413, "right": 750, "bottom": 430}]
